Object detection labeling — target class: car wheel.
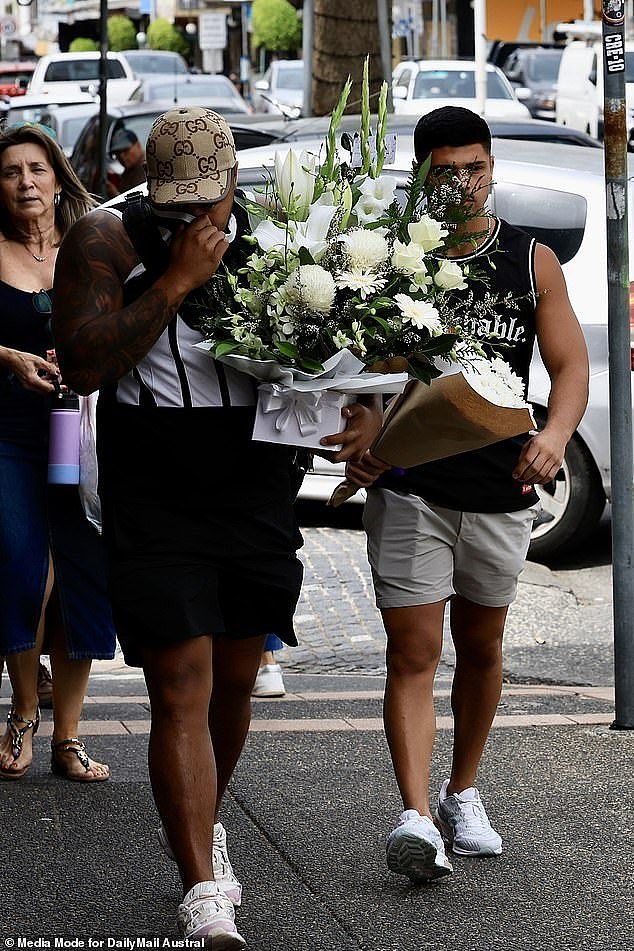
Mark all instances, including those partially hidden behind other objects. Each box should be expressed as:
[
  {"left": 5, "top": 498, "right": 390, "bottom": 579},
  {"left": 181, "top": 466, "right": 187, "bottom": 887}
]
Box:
[{"left": 528, "top": 431, "right": 605, "bottom": 561}]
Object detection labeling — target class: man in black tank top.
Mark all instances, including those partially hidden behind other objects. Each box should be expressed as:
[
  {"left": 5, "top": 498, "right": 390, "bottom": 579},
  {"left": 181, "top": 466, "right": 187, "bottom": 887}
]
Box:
[
  {"left": 52, "top": 107, "right": 382, "bottom": 946},
  {"left": 346, "top": 107, "right": 589, "bottom": 885}
]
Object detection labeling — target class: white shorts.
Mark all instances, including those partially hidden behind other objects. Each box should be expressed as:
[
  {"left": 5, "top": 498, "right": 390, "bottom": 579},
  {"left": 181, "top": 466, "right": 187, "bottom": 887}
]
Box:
[{"left": 363, "top": 488, "right": 541, "bottom": 610}]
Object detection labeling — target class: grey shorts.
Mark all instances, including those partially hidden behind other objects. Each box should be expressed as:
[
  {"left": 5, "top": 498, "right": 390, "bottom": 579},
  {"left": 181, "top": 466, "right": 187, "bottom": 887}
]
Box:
[{"left": 363, "top": 488, "right": 541, "bottom": 609}]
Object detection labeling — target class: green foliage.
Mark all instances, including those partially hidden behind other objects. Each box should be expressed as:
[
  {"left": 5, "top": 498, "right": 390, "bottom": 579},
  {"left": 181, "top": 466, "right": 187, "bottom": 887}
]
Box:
[
  {"left": 69, "top": 38, "right": 98, "bottom": 53},
  {"left": 146, "top": 17, "right": 189, "bottom": 57},
  {"left": 108, "top": 15, "right": 137, "bottom": 52},
  {"left": 251, "top": 0, "right": 301, "bottom": 53}
]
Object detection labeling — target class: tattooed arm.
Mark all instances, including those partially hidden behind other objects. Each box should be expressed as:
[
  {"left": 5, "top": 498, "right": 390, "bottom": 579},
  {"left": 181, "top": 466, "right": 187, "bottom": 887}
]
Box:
[{"left": 52, "top": 209, "right": 229, "bottom": 395}]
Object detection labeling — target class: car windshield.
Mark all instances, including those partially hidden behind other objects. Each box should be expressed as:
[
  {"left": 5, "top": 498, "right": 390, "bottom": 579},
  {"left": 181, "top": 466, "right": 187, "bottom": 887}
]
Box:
[
  {"left": 412, "top": 69, "right": 512, "bottom": 100},
  {"left": 276, "top": 66, "right": 304, "bottom": 90},
  {"left": 125, "top": 54, "right": 187, "bottom": 75},
  {"left": 147, "top": 79, "right": 235, "bottom": 99},
  {"left": 524, "top": 51, "right": 562, "bottom": 82}
]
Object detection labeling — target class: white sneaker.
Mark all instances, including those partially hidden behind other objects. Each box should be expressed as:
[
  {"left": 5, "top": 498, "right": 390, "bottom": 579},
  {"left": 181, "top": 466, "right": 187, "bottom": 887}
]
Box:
[
  {"left": 157, "top": 822, "right": 243, "bottom": 906},
  {"left": 177, "top": 881, "right": 246, "bottom": 949},
  {"left": 435, "top": 780, "right": 503, "bottom": 856},
  {"left": 386, "top": 809, "right": 453, "bottom": 883},
  {"left": 251, "top": 663, "right": 285, "bottom": 698}
]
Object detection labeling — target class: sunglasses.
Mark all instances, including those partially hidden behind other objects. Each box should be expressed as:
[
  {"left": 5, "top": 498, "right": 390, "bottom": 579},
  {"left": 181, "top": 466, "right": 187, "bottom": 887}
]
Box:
[
  {"left": 7, "top": 121, "right": 58, "bottom": 141},
  {"left": 32, "top": 289, "right": 52, "bottom": 314}
]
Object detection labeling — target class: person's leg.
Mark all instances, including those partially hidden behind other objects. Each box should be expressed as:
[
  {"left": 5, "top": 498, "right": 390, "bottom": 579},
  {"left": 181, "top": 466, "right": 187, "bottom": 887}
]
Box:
[
  {"left": 142, "top": 635, "right": 216, "bottom": 894},
  {"left": 447, "top": 596, "right": 508, "bottom": 794},
  {"left": 45, "top": 580, "right": 109, "bottom": 780},
  {"left": 382, "top": 601, "right": 446, "bottom": 818},
  {"left": 0, "top": 554, "right": 53, "bottom": 774},
  {"left": 259, "top": 650, "right": 275, "bottom": 667},
  {"left": 211, "top": 633, "right": 266, "bottom": 812}
]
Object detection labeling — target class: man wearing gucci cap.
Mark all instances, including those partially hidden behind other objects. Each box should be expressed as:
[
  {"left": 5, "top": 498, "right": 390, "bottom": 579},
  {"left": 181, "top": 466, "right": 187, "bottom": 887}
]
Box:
[{"left": 52, "top": 106, "right": 382, "bottom": 945}]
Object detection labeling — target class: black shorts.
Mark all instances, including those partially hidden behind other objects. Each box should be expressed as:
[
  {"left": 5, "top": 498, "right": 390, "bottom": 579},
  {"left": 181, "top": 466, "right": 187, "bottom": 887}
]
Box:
[{"left": 97, "top": 403, "right": 304, "bottom": 667}]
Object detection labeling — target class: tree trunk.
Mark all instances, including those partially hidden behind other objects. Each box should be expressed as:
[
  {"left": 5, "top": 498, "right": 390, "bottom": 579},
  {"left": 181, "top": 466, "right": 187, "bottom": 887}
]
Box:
[{"left": 312, "top": 1, "right": 385, "bottom": 116}]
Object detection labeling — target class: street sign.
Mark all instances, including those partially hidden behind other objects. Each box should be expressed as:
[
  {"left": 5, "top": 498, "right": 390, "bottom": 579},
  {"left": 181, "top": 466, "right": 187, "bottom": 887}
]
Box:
[
  {"left": 0, "top": 16, "right": 17, "bottom": 36},
  {"left": 199, "top": 13, "right": 227, "bottom": 51}
]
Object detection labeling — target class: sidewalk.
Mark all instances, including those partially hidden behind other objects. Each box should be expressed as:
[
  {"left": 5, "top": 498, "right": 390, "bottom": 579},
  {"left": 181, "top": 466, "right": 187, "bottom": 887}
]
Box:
[{"left": 1, "top": 529, "right": 629, "bottom": 950}]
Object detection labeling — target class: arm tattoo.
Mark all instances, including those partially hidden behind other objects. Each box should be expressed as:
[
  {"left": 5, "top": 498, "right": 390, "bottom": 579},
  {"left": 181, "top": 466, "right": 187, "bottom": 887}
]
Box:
[{"left": 53, "top": 212, "right": 181, "bottom": 394}]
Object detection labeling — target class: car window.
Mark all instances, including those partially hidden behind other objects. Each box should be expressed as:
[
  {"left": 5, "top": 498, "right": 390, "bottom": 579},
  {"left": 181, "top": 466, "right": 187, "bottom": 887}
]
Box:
[
  {"left": 491, "top": 182, "right": 587, "bottom": 263},
  {"left": 395, "top": 69, "right": 412, "bottom": 90},
  {"left": 524, "top": 51, "right": 562, "bottom": 83},
  {"left": 276, "top": 66, "right": 304, "bottom": 90},
  {"left": 412, "top": 69, "right": 512, "bottom": 100},
  {"left": 125, "top": 54, "right": 187, "bottom": 76},
  {"left": 44, "top": 60, "right": 126, "bottom": 82},
  {"left": 109, "top": 113, "right": 164, "bottom": 150},
  {"left": 146, "top": 78, "right": 234, "bottom": 100}
]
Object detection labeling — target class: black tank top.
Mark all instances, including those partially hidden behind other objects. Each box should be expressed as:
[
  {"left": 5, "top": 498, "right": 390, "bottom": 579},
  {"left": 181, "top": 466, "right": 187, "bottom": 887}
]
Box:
[
  {"left": 0, "top": 280, "right": 53, "bottom": 449},
  {"left": 379, "top": 219, "right": 540, "bottom": 513}
]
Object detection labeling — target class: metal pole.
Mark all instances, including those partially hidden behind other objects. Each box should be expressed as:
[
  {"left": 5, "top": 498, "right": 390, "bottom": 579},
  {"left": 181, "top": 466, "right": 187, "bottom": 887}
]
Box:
[
  {"left": 97, "top": 0, "right": 108, "bottom": 202},
  {"left": 473, "top": 0, "right": 487, "bottom": 116},
  {"left": 377, "top": 0, "right": 394, "bottom": 111},
  {"left": 440, "top": 0, "right": 448, "bottom": 57},
  {"left": 302, "top": 0, "right": 314, "bottom": 117},
  {"left": 601, "top": 1, "right": 634, "bottom": 730},
  {"left": 431, "top": 0, "right": 439, "bottom": 57}
]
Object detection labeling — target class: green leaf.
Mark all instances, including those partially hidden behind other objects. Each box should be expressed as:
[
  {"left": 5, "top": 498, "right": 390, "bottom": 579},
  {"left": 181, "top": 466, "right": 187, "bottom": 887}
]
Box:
[
  {"left": 214, "top": 341, "right": 240, "bottom": 358},
  {"left": 298, "top": 247, "right": 315, "bottom": 266},
  {"left": 276, "top": 340, "right": 299, "bottom": 359}
]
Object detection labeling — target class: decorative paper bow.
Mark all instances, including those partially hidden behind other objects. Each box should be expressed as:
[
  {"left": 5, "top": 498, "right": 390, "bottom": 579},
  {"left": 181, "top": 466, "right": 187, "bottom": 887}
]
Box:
[{"left": 259, "top": 384, "right": 342, "bottom": 436}]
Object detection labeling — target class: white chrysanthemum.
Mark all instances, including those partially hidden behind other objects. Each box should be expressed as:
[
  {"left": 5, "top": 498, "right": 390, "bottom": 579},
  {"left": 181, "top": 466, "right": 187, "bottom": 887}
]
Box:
[
  {"left": 283, "top": 264, "right": 336, "bottom": 314},
  {"left": 336, "top": 270, "right": 386, "bottom": 299},
  {"left": 340, "top": 229, "right": 390, "bottom": 271},
  {"left": 394, "top": 293, "right": 441, "bottom": 333},
  {"left": 463, "top": 357, "right": 528, "bottom": 408}
]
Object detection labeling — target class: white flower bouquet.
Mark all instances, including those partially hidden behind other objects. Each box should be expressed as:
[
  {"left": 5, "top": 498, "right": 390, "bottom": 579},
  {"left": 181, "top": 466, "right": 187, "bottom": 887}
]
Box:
[{"left": 192, "top": 60, "right": 520, "bottom": 447}]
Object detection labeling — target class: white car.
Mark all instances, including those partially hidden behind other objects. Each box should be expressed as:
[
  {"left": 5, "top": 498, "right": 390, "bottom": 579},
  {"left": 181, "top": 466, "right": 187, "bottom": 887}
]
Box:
[
  {"left": 130, "top": 74, "right": 251, "bottom": 115},
  {"left": 253, "top": 60, "right": 304, "bottom": 117},
  {"left": 392, "top": 59, "right": 531, "bottom": 121},
  {"left": 235, "top": 136, "right": 634, "bottom": 559},
  {"left": 27, "top": 52, "right": 140, "bottom": 106}
]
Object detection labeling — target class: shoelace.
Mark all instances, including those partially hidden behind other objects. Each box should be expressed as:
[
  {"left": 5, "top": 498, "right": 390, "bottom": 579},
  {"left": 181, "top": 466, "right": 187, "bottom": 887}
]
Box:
[
  {"left": 180, "top": 893, "right": 232, "bottom": 930},
  {"left": 452, "top": 798, "right": 491, "bottom": 833}
]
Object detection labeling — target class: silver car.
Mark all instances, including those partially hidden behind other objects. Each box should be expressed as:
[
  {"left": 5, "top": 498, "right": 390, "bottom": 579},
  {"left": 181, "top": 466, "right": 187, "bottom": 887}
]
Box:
[{"left": 237, "top": 137, "right": 634, "bottom": 559}]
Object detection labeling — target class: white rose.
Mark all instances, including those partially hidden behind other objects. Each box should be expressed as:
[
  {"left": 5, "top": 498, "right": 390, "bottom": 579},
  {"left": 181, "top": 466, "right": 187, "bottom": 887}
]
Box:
[
  {"left": 394, "top": 293, "right": 442, "bottom": 333},
  {"left": 434, "top": 259, "right": 468, "bottom": 291},
  {"left": 408, "top": 214, "right": 449, "bottom": 252},
  {"left": 283, "top": 264, "right": 336, "bottom": 314}
]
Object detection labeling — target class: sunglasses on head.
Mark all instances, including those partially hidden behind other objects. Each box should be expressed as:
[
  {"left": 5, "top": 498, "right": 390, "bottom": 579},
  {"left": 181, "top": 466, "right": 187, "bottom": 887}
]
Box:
[
  {"left": 32, "top": 289, "right": 52, "bottom": 315},
  {"left": 7, "top": 121, "right": 58, "bottom": 141}
]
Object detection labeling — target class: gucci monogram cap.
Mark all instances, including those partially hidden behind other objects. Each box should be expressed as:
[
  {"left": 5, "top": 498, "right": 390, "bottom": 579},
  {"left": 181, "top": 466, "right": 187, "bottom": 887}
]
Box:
[{"left": 146, "top": 106, "right": 237, "bottom": 205}]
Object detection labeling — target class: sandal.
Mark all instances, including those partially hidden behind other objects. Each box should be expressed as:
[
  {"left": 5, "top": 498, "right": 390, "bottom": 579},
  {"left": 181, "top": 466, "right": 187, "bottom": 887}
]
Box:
[
  {"left": 50, "top": 738, "right": 110, "bottom": 783},
  {"left": 0, "top": 706, "right": 40, "bottom": 781}
]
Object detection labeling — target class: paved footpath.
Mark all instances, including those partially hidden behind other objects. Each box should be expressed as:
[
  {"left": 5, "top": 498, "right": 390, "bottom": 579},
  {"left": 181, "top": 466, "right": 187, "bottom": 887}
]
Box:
[{"left": 0, "top": 528, "right": 631, "bottom": 950}]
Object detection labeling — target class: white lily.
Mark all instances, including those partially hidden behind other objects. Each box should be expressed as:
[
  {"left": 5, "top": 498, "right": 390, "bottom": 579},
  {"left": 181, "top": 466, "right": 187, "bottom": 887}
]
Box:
[
  {"left": 274, "top": 149, "right": 317, "bottom": 220},
  {"left": 353, "top": 175, "right": 398, "bottom": 224},
  {"left": 252, "top": 203, "right": 337, "bottom": 262}
]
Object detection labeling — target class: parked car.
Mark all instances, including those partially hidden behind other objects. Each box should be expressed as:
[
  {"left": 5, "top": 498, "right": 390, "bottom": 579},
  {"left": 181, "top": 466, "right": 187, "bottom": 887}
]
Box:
[
  {"left": 0, "top": 92, "right": 99, "bottom": 156},
  {"left": 238, "top": 113, "right": 600, "bottom": 149},
  {"left": 502, "top": 47, "right": 563, "bottom": 121},
  {"left": 392, "top": 59, "right": 531, "bottom": 120},
  {"left": 0, "top": 60, "right": 37, "bottom": 97},
  {"left": 119, "top": 49, "right": 189, "bottom": 80},
  {"left": 252, "top": 59, "right": 304, "bottom": 116},
  {"left": 556, "top": 39, "right": 634, "bottom": 143},
  {"left": 234, "top": 137, "right": 634, "bottom": 559},
  {"left": 130, "top": 74, "right": 251, "bottom": 114},
  {"left": 27, "top": 52, "right": 140, "bottom": 106},
  {"left": 70, "top": 103, "right": 282, "bottom": 195}
]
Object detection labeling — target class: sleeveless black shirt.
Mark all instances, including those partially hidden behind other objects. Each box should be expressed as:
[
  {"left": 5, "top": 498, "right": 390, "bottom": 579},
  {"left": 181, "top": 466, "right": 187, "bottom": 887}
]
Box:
[{"left": 379, "top": 218, "right": 540, "bottom": 513}]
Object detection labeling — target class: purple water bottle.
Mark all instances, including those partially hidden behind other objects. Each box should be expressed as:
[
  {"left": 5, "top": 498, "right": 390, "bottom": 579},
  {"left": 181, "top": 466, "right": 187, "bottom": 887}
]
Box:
[{"left": 48, "top": 389, "right": 80, "bottom": 485}]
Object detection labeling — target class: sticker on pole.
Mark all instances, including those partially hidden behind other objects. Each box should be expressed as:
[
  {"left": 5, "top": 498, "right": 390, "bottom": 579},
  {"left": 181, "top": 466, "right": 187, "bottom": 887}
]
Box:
[{"left": 603, "top": 1, "right": 625, "bottom": 25}]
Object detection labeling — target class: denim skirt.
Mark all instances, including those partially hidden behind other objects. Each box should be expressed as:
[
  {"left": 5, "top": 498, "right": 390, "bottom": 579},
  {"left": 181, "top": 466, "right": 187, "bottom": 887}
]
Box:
[{"left": 0, "top": 439, "right": 116, "bottom": 660}]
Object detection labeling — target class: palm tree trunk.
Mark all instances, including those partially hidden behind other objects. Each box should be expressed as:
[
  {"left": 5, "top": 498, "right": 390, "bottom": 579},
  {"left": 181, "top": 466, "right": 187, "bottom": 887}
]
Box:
[{"left": 312, "top": 1, "right": 386, "bottom": 115}]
